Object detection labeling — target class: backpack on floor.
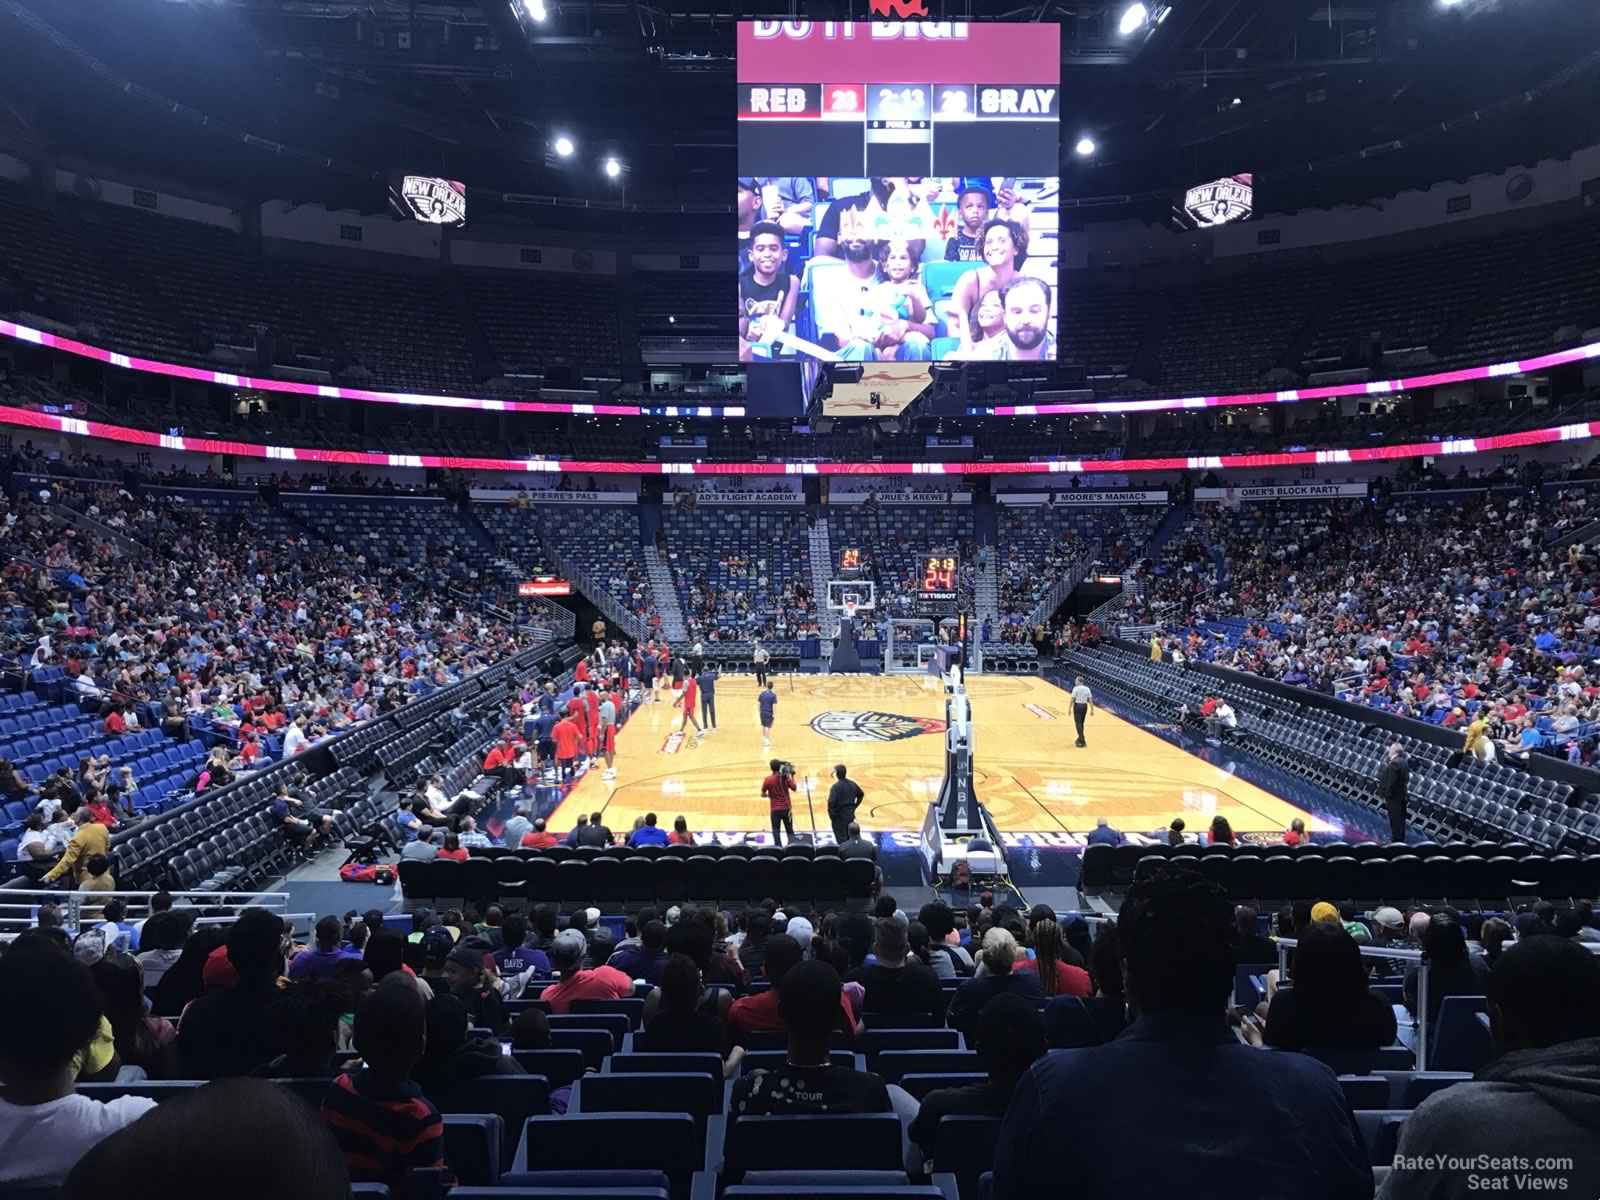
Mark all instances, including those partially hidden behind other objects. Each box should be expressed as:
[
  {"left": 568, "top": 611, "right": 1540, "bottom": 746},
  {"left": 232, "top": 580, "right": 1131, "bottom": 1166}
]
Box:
[{"left": 340, "top": 862, "right": 392, "bottom": 884}]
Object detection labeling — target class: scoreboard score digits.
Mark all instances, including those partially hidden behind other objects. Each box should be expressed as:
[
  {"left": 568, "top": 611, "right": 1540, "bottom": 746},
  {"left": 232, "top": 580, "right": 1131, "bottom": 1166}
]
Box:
[
  {"left": 921, "top": 553, "right": 958, "bottom": 599},
  {"left": 840, "top": 546, "right": 863, "bottom": 572}
]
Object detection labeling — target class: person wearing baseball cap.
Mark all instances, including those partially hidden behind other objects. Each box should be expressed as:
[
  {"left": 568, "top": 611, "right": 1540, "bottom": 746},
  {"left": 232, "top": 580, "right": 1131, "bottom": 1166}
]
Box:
[
  {"left": 541, "top": 927, "right": 633, "bottom": 1014},
  {"left": 441, "top": 939, "right": 508, "bottom": 1036}
]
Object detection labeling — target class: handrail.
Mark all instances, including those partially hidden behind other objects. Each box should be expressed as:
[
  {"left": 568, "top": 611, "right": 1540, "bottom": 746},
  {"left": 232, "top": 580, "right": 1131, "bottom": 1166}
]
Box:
[
  {"left": 1273, "top": 936, "right": 1430, "bottom": 1069},
  {"left": 1026, "top": 541, "right": 1101, "bottom": 628},
  {"left": 550, "top": 549, "right": 647, "bottom": 643}
]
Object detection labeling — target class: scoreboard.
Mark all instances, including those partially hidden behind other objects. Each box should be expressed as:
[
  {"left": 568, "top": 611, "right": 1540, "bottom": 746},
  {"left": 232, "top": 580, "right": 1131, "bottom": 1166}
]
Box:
[
  {"left": 736, "top": 22, "right": 1059, "bottom": 177},
  {"left": 738, "top": 79, "right": 1059, "bottom": 176},
  {"left": 920, "top": 552, "right": 959, "bottom": 602},
  {"left": 839, "top": 546, "right": 863, "bottom": 572}
]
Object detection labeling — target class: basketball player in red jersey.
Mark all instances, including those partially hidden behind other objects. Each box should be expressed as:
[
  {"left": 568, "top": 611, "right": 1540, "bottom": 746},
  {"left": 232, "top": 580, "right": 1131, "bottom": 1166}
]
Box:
[
  {"left": 583, "top": 681, "right": 601, "bottom": 759},
  {"left": 679, "top": 671, "right": 704, "bottom": 740}
]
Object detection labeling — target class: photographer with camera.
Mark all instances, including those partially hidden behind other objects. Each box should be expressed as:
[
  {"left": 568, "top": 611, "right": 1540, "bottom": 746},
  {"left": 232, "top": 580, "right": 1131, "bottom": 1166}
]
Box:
[{"left": 761, "top": 758, "right": 798, "bottom": 846}]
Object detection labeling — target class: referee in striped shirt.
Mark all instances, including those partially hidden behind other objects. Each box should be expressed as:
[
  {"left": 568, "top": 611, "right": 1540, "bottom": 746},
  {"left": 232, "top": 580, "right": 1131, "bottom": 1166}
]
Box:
[{"left": 1071, "top": 676, "right": 1094, "bottom": 748}]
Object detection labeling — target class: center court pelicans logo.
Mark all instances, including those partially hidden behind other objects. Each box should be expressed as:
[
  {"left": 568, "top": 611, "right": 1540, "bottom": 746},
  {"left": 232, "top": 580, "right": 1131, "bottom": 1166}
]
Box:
[{"left": 810, "top": 711, "right": 947, "bottom": 743}]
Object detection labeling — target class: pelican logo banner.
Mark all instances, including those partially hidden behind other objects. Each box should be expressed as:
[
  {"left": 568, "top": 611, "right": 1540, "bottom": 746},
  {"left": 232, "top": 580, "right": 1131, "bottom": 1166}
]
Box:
[
  {"left": 398, "top": 175, "right": 467, "bottom": 227},
  {"left": 1178, "top": 173, "right": 1254, "bottom": 229},
  {"left": 810, "top": 710, "right": 947, "bottom": 742},
  {"left": 659, "top": 730, "right": 685, "bottom": 755}
]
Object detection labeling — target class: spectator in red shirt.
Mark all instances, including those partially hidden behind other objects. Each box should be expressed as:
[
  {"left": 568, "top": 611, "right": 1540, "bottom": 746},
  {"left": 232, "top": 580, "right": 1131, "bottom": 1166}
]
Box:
[
  {"left": 520, "top": 818, "right": 560, "bottom": 850},
  {"left": 436, "top": 832, "right": 469, "bottom": 862},
  {"left": 239, "top": 732, "right": 263, "bottom": 765},
  {"left": 483, "top": 738, "right": 519, "bottom": 790},
  {"left": 1014, "top": 918, "right": 1091, "bottom": 998},
  {"left": 1282, "top": 817, "right": 1306, "bottom": 847},
  {"left": 542, "top": 929, "right": 633, "bottom": 1014},
  {"left": 103, "top": 707, "right": 126, "bottom": 736},
  {"left": 761, "top": 758, "right": 796, "bottom": 846},
  {"left": 551, "top": 716, "right": 581, "bottom": 783},
  {"left": 729, "top": 933, "right": 858, "bottom": 1044}
]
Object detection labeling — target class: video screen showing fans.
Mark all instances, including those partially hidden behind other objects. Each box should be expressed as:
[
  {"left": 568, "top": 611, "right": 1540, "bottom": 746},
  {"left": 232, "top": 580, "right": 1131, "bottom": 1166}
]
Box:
[
  {"left": 736, "top": 22, "right": 1060, "bottom": 365},
  {"left": 738, "top": 175, "right": 1058, "bottom": 364}
]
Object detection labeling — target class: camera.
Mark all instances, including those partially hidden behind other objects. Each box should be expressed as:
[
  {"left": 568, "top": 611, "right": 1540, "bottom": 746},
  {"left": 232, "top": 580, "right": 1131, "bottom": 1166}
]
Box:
[{"left": 779, "top": 761, "right": 796, "bottom": 777}]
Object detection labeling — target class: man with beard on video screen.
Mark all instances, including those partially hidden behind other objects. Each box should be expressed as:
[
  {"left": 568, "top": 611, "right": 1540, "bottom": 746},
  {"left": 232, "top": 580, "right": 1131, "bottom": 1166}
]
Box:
[
  {"left": 813, "top": 177, "right": 927, "bottom": 262},
  {"left": 970, "top": 275, "right": 1054, "bottom": 361}
]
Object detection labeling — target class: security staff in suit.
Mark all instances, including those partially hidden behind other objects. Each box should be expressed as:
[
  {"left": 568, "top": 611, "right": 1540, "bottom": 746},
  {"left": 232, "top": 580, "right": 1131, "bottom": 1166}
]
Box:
[{"left": 1378, "top": 742, "right": 1410, "bottom": 843}]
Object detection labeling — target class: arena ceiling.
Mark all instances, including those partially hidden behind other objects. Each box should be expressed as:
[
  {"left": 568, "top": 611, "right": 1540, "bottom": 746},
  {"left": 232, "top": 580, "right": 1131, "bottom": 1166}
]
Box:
[{"left": 0, "top": 0, "right": 1594, "bottom": 226}]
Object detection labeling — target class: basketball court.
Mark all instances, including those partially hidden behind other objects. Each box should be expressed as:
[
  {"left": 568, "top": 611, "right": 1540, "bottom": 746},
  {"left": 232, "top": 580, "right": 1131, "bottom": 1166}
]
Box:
[{"left": 548, "top": 674, "right": 1326, "bottom": 840}]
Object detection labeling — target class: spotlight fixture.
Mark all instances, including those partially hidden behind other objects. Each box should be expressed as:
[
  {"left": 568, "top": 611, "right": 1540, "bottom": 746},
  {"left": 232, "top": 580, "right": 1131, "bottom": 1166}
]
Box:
[
  {"left": 523, "top": 0, "right": 546, "bottom": 20},
  {"left": 604, "top": 157, "right": 622, "bottom": 178},
  {"left": 1075, "top": 136, "right": 1096, "bottom": 157},
  {"left": 1118, "top": 3, "right": 1148, "bottom": 35},
  {"left": 553, "top": 134, "right": 575, "bottom": 157}
]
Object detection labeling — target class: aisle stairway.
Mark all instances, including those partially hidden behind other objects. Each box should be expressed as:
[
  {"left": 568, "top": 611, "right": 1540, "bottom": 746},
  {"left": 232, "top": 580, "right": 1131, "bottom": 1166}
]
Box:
[
  {"left": 975, "top": 552, "right": 999, "bottom": 626},
  {"left": 642, "top": 543, "right": 689, "bottom": 642},
  {"left": 808, "top": 517, "right": 837, "bottom": 640}
]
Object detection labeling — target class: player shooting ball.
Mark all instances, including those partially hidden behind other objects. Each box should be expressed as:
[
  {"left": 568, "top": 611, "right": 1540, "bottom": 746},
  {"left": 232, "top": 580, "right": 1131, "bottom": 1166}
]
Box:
[{"left": 738, "top": 221, "right": 797, "bottom": 362}]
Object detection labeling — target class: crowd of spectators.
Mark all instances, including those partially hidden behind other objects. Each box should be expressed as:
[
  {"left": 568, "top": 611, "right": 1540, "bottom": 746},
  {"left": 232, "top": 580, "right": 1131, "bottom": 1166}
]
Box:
[
  {"left": 2, "top": 864, "right": 1598, "bottom": 1197},
  {"left": 1157, "top": 484, "right": 1600, "bottom": 763},
  {"left": 0, "top": 472, "right": 538, "bottom": 845}
]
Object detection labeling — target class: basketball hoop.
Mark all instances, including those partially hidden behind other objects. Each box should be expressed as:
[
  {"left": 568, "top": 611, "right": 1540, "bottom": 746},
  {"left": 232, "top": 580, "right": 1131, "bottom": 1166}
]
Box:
[{"left": 843, "top": 600, "right": 859, "bottom": 622}]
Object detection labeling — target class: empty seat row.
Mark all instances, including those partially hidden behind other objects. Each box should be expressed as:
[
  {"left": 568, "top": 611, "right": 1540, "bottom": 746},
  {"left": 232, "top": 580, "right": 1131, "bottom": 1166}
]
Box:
[
  {"left": 1105, "top": 846, "right": 1600, "bottom": 905},
  {"left": 400, "top": 853, "right": 875, "bottom": 909}
]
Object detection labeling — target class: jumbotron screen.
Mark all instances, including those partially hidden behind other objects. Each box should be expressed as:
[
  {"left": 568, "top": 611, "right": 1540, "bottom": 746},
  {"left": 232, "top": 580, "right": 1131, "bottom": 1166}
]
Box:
[{"left": 736, "top": 22, "right": 1060, "bottom": 366}]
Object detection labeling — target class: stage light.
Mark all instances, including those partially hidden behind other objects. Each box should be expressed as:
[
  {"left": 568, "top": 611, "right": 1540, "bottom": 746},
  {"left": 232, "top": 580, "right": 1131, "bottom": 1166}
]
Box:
[
  {"left": 1118, "top": 3, "right": 1148, "bottom": 35},
  {"left": 1075, "top": 136, "right": 1097, "bottom": 157},
  {"left": 1230, "top": 96, "right": 1243, "bottom": 107},
  {"left": 604, "top": 157, "right": 622, "bottom": 178},
  {"left": 523, "top": 0, "right": 546, "bottom": 20},
  {"left": 552, "top": 134, "right": 574, "bottom": 157},
  {"left": 1440, "top": 0, "right": 1463, "bottom": 5}
]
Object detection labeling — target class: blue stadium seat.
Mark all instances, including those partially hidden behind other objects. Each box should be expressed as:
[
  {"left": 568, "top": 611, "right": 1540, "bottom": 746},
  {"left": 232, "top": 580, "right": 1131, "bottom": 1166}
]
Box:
[
  {"left": 574, "top": 1072, "right": 721, "bottom": 1138},
  {"left": 724, "top": 1115, "right": 903, "bottom": 1182},
  {"left": 509, "top": 1049, "right": 587, "bottom": 1090},
  {"left": 442, "top": 1113, "right": 504, "bottom": 1186},
  {"left": 1338, "top": 1075, "right": 1391, "bottom": 1111},
  {"left": 513, "top": 1115, "right": 701, "bottom": 1200},
  {"left": 1354, "top": 1110, "right": 1410, "bottom": 1166},
  {"left": 433, "top": 1076, "right": 551, "bottom": 1170},
  {"left": 1397, "top": 1072, "right": 1472, "bottom": 1109},
  {"left": 931, "top": 1116, "right": 1002, "bottom": 1200},
  {"left": 1428, "top": 996, "right": 1491, "bottom": 1073},
  {"left": 607, "top": 1052, "right": 724, "bottom": 1082},
  {"left": 874, "top": 1050, "right": 981, "bottom": 1085}
]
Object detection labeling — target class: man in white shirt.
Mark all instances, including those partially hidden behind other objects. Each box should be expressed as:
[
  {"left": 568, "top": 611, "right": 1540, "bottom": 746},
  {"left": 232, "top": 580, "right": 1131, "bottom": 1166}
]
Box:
[
  {"left": 0, "top": 942, "right": 157, "bottom": 1187},
  {"left": 502, "top": 803, "right": 534, "bottom": 849},
  {"left": 281, "top": 716, "right": 308, "bottom": 759},
  {"left": 1070, "top": 677, "right": 1094, "bottom": 748}
]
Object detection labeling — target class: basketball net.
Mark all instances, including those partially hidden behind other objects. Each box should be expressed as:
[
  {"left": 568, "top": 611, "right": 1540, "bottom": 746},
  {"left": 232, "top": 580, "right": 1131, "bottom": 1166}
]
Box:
[{"left": 843, "top": 600, "right": 858, "bottom": 623}]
